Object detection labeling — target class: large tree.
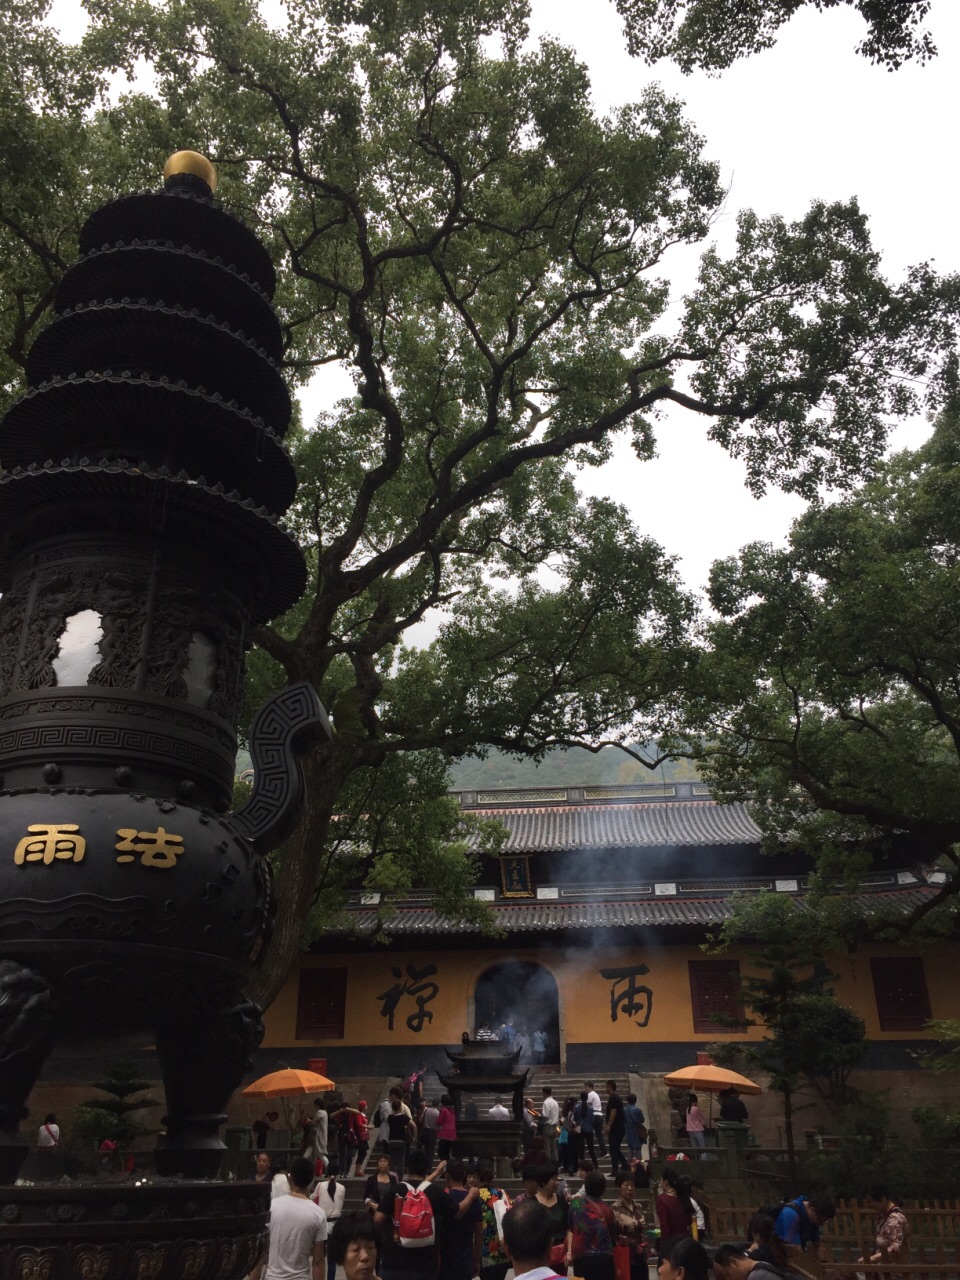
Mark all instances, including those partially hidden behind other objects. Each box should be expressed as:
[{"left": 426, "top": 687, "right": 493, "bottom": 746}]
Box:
[
  {"left": 687, "top": 402, "right": 960, "bottom": 946},
  {"left": 2, "top": 0, "right": 959, "bottom": 1006}
]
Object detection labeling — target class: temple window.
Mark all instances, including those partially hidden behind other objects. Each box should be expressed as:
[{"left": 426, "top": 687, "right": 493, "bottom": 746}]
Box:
[
  {"left": 51, "top": 610, "right": 104, "bottom": 686},
  {"left": 688, "top": 959, "right": 745, "bottom": 1034},
  {"left": 871, "top": 956, "right": 931, "bottom": 1032},
  {"left": 296, "top": 967, "right": 348, "bottom": 1040}
]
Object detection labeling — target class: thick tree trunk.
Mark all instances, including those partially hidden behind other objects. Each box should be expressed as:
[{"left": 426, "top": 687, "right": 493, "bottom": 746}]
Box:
[{"left": 243, "top": 749, "right": 344, "bottom": 1011}]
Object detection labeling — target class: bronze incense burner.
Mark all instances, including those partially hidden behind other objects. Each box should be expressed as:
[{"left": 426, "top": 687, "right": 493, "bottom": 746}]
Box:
[{"left": 0, "top": 151, "right": 326, "bottom": 1276}]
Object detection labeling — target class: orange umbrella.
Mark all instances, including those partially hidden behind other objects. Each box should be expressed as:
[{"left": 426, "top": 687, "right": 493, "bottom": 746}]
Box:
[
  {"left": 662, "top": 1064, "right": 761, "bottom": 1095},
  {"left": 241, "top": 1068, "right": 336, "bottom": 1098}
]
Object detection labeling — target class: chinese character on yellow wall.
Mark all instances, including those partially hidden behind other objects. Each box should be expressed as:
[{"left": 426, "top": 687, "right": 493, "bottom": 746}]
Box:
[
  {"left": 600, "top": 964, "right": 653, "bottom": 1028},
  {"left": 14, "top": 824, "right": 86, "bottom": 866},
  {"left": 116, "top": 827, "right": 185, "bottom": 869}
]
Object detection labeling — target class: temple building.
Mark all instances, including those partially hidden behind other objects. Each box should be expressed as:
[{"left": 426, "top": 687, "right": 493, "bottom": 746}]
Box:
[{"left": 260, "top": 780, "right": 957, "bottom": 1077}]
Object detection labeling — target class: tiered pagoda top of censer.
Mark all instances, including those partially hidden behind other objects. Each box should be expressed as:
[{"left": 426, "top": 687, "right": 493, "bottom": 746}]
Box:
[{"left": 0, "top": 151, "right": 306, "bottom": 809}]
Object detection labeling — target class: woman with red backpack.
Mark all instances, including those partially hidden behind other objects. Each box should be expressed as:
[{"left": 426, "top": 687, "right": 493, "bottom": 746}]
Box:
[{"left": 330, "top": 1100, "right": 371, "bottom": 1177}]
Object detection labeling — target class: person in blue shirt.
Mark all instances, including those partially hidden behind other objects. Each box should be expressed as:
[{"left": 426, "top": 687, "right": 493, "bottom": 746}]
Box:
[
  {"left": 623, "top": 1095, "right": 646, "bottom": 1162},
  {"left": 773, "top": 1196, "right": 836, "bottom": 1257}
]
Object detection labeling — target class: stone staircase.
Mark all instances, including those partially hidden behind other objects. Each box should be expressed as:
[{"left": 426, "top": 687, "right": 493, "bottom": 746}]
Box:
[
  {"left": 239, "top": 1068, "right": 652, "bottom": 1213},
  {"left": 417, "top": 1068, "right": 650, "bottom": 1185},
  {"left": 448, "top": 1068, "right": 639, "bottom": 1114}
]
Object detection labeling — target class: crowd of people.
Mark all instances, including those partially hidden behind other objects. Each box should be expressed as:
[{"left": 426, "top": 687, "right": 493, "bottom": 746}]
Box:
[
  {"left": 250, "top": 1076, "right": 655, "bottom": 1280},
  {"left": 250, "top": 1160, "right": 738, "bottom": 1280},
  {"left": 252, "top": 1126, "right": 912, "bottom": 1280},
  {"left": 519, "top": 1082, "right": 648, "bottom": 1178},
  {"left": 254, "top": 1094, "right": 376, "bottom": 1178},
  {"left": 250, "top": 1072, "right": 911, "bottom": 1280},
  {"left": 254, "top": 1078, "right": 648, "bottom": 1190},
  {"left": 252, "top": 1074, "right": 460, "bottom": 1181},
  {"left": 254, "top": 1147, "right": 660, "bottom": 1280}
]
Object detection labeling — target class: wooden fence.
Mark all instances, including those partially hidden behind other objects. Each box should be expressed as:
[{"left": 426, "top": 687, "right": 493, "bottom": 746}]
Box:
[
  {"left": 703, "top": 1197, "right": 960, "bottom": 1245},
  {"left": 701, "top": 1198, "right": 960, "bottom": 1280},
  {"left": 787, "top": 1242, "right": 960, "bottom": 1280}
]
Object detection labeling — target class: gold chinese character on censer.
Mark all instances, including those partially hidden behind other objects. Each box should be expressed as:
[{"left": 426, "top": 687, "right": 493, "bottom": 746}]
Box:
[
  {"left": 115, "top": 826, "right": 185, "bottom": 869},
  {"left": 13, "top": 823, "right": 185, "bottom": 869},
  {"left": 14, "top": 823, "right": 86, "bottom": 865}
]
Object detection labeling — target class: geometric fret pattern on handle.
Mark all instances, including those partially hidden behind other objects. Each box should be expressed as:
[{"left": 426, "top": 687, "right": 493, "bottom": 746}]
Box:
[{"left": 232, "top": 682, "right": 331, "bottom": 855}]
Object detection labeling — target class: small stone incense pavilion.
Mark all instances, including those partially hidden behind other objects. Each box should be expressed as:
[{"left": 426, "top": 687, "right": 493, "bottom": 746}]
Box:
[
  {"left": 0, "top": 152, "right": 324, "bottom": 1276},
  {"left": 438, "top": 1034, "right": 529, "bottom": 1120}
]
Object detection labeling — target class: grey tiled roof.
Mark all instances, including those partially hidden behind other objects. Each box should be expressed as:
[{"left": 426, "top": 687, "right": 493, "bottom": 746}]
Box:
[
  {"left": 342, "top": 887, "right": 936, "bottom": 936},
  {"left": 467, "top": 800, "right": 761, "bottom": 850}
]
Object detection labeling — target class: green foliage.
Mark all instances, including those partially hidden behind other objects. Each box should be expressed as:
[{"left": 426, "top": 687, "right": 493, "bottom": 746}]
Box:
[
  {"left": 807, "top": 1144, "right": 960, "bottom": 1201},
  {"left": 615, "top": 0, "right": 936, "bottom": 73},
  {"left": 70, "top": 1060, "right": 160, "bottom": 1149},
  {"left": 711, "top": 933, "right": 865, "bottom": 1160},
  {"left": 800, "top": 1093, "right": 960, "bottom": 1199},
  {"left": 803, "top": 1093, "right": 892, "bottom": 1197},
  {"left": 911, "top": 1104, "right": 960, "bottom": 1149},
  {"left": 4, "top": 0, "right": 959, "bottom": 1003},
  {"left": 300, "top": 747, "right": 503, "bottom": 942},
  {"left": 787, "top": 994, "right": 867, "bottom": 1114},
  {"left": 688, "top": 406, "right": 960, "bottom": 948},
  {"left": 915, "top": 1020, "right": 960, "bottom": 1072},
  {"left": 387, "top": 499, "right": 699, "bottom": 758},
  {"left": 836, "top": 1090, "right": 890, "bottom": 1149},
  {"left": 708, "top": 886, "right": 868, "bottom": 957}
]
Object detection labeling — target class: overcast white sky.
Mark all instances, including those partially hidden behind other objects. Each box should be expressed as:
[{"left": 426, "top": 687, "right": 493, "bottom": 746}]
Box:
[{"left": 47, "top": 0, "right": 960, "bottom": 606}]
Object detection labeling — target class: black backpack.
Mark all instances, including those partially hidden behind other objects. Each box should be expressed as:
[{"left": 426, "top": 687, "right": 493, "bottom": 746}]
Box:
[{"left": 756, "top": 1200, "right": 788, "bottom": 1222}]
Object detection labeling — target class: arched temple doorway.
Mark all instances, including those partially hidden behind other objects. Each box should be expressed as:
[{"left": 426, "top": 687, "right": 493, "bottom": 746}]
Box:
[{"left": 473, "top": 961, "right": 561, "bottom": 1063}]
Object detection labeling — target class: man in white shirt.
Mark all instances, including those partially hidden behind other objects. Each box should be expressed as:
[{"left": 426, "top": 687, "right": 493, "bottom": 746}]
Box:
[
  {"left": 584, "top": 1082, "right": 606, "bottom": 1158},
  {"left": 256, "top": 1156, "right": 328, "bottom": 1280},
  {"left": 488, "top": 1098, "right": 511, "bottom": 1121},
  {"left": 502, "top": 1198, "right": 566, "bottom": 1280},
  {"left": 539, "top": 1087, "right": 560, "bottom": 1163}
]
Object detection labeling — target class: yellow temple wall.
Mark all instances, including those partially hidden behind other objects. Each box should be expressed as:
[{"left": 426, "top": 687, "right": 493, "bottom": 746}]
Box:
[{"left": 261, "top": 940, "right": 959, "bottom": 1051}]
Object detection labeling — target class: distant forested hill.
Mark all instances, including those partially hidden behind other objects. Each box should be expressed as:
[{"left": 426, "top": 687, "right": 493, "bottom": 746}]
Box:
[
  {"left": 448, "top": 745, "right": 699, "bottom": 789},
  {"left": 236, "top": 743, "right": 698, "bottom": 787}
]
